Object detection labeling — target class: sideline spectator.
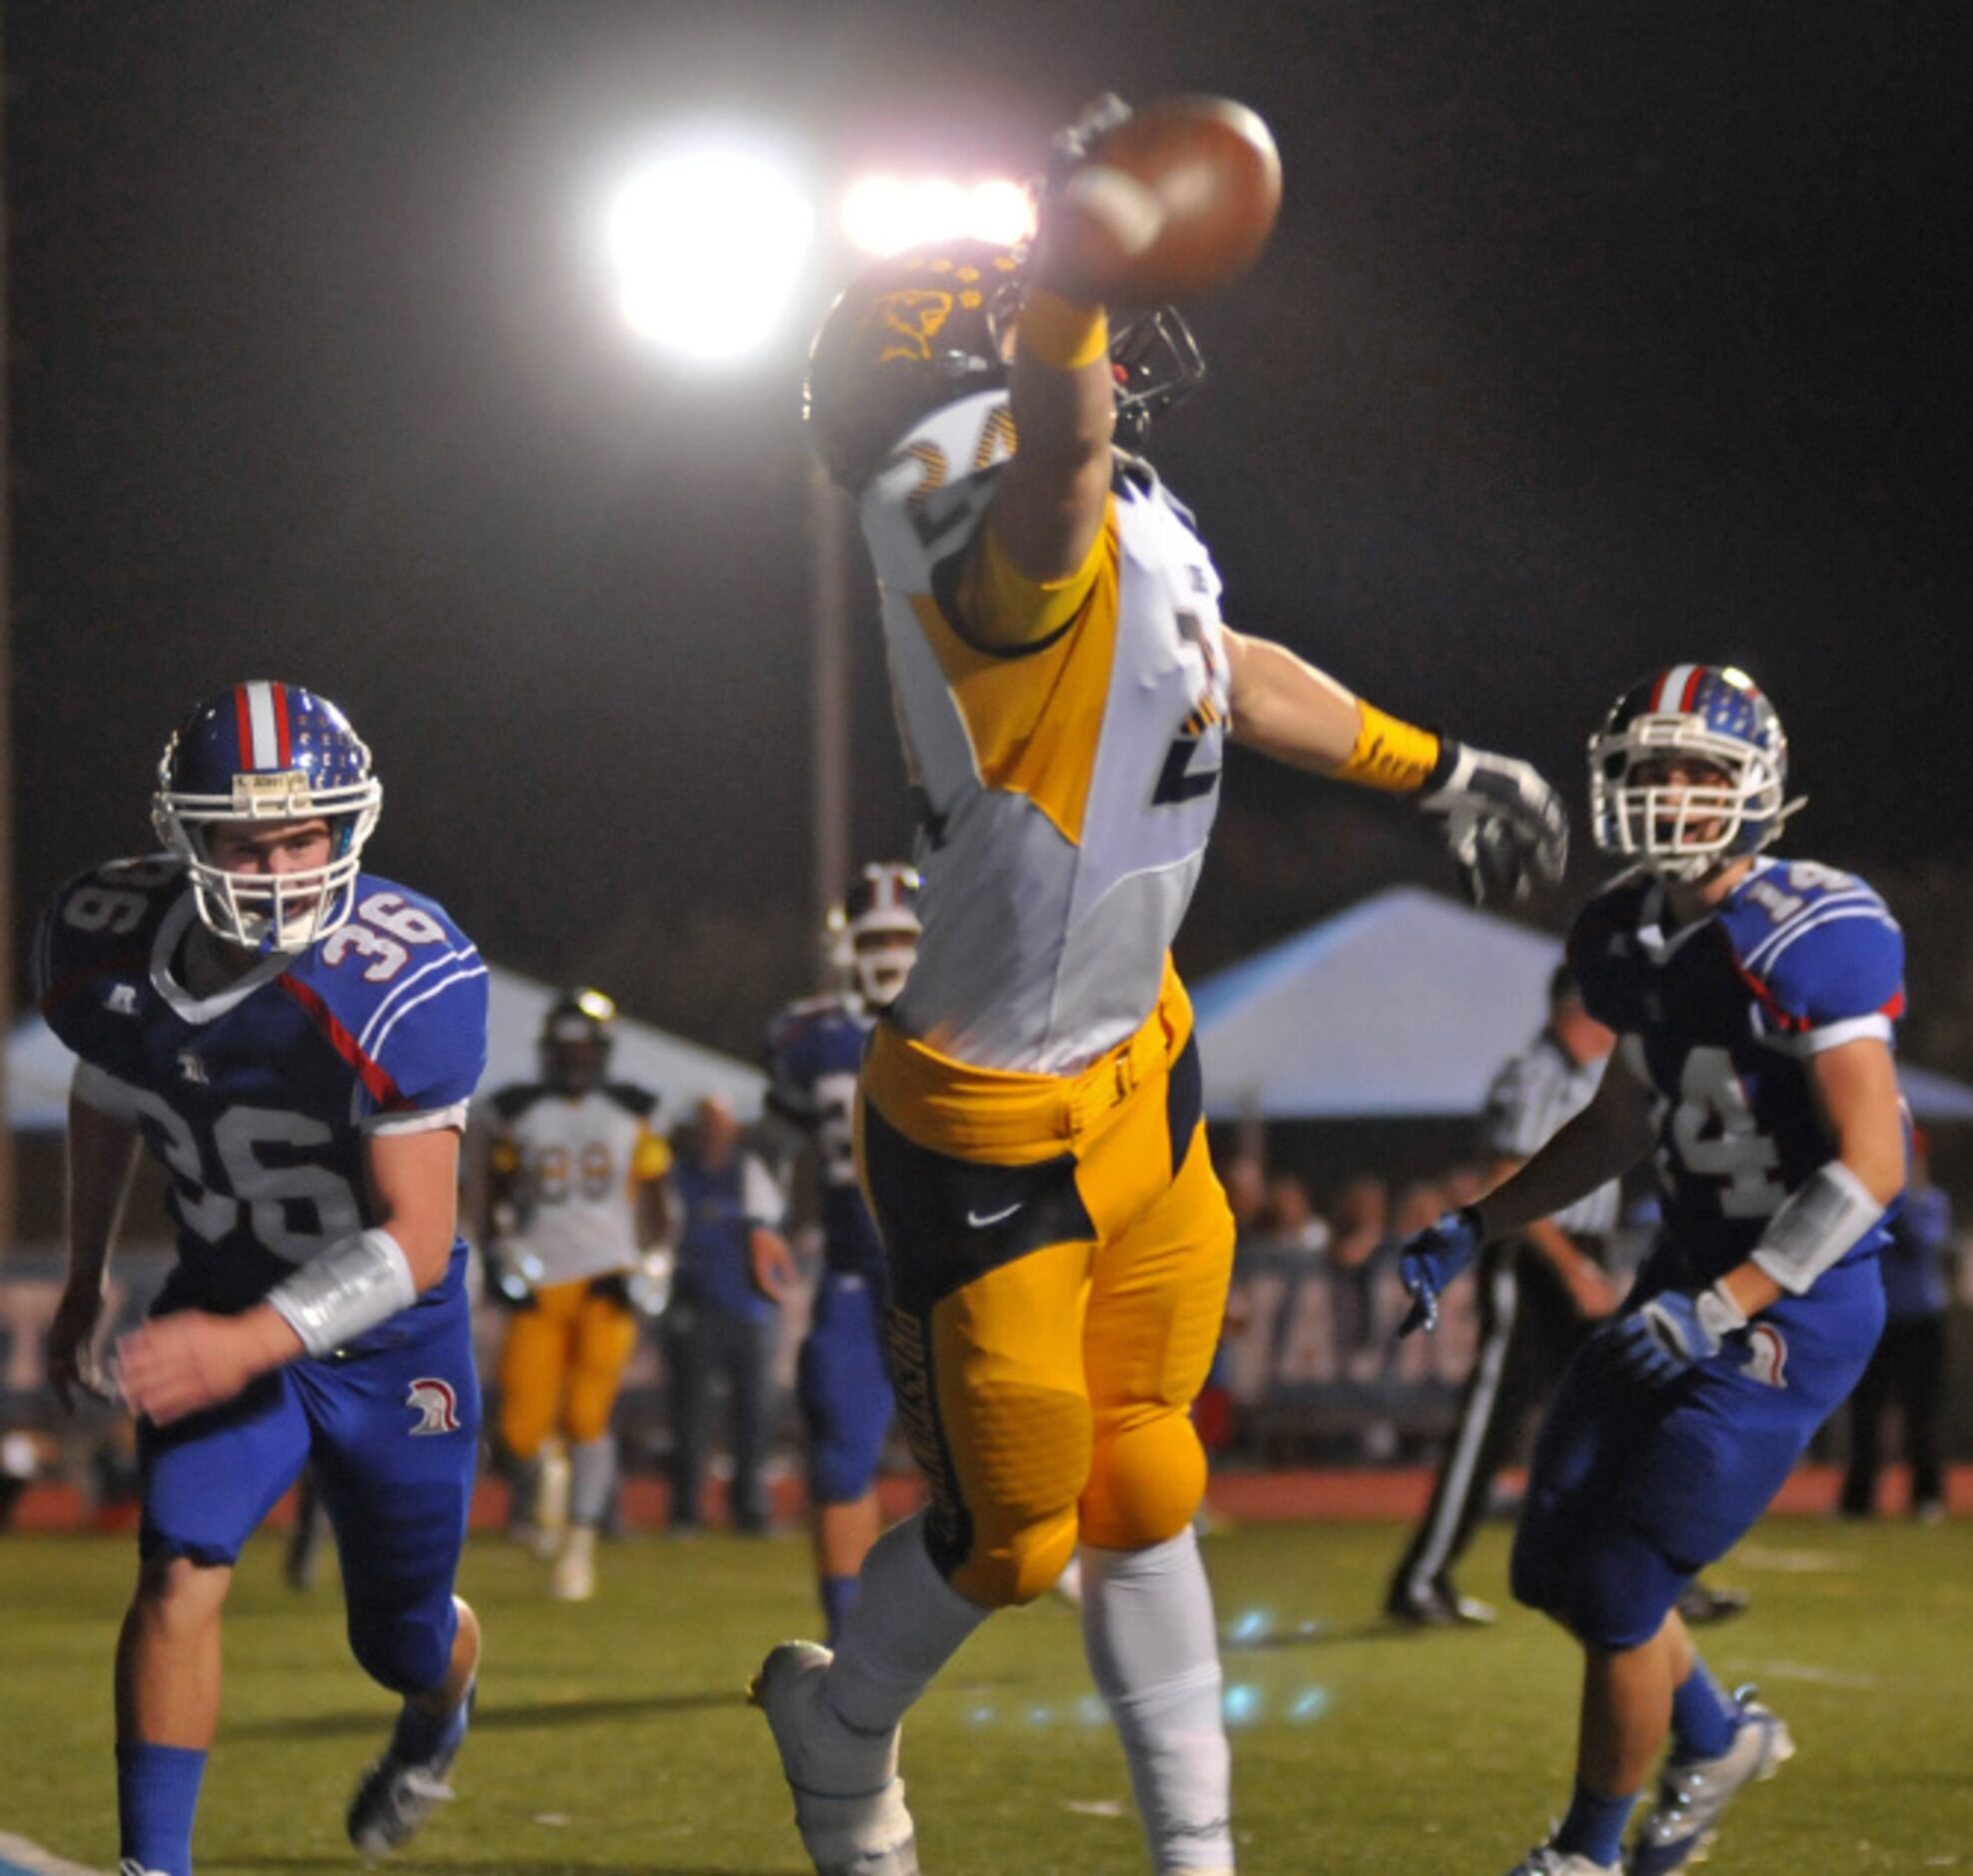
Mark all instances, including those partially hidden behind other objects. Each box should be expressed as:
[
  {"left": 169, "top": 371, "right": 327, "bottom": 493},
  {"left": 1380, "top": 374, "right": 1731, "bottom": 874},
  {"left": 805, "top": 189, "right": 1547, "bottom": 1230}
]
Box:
[
  {"left": 1261, "top": 1174, "right": 1332, "bottom": 1257},
  {"left": 1842, "top": 1129, "right": 1953, "bottom": 1521},
  {"left": 1328, "top": 1175, "right": 1390, "bottom": 1271},
  {"left": 663, "top": 1097, "right": 789, "bottom": 1534}
]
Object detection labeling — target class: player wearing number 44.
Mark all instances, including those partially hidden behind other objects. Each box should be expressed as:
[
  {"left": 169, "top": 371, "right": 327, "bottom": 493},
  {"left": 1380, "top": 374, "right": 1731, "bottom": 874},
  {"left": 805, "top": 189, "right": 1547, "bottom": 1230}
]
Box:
[
  {"left": 1396, "top": 664, "right": 1907, "bottom": 1876},
  {"left": 39, "top": 682, "right": 490, "bottom": 1876}
]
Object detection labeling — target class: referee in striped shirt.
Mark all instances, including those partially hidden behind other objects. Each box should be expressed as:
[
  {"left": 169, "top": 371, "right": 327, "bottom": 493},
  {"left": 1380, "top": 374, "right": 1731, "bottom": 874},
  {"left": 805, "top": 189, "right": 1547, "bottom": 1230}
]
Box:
[{"left": 1387, "top": 962, "right": 1622, "bottom": 1624}]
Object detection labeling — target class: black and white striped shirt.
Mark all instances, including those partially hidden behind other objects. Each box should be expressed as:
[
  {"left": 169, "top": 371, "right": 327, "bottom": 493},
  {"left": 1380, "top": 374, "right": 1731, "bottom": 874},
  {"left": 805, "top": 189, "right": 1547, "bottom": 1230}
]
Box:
[{"left": 1480, "top": 1030, "right": 1621, "bottom": 1237}]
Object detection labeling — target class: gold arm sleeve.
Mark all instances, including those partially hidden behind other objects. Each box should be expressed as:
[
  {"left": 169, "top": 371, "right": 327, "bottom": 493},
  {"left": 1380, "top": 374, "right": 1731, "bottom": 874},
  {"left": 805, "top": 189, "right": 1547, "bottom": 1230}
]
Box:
[
  {"left": 631, "top": 1128, "right": 673, "bottom": 1183},
  {"left": 954, "top": 508, "right": 1111, "bottom": 651}
]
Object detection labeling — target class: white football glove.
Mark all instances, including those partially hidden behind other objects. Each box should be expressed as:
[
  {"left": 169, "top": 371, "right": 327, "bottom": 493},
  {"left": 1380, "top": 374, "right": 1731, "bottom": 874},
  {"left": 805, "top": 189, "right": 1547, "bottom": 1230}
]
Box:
[{"left": 1419, "top": 738, "right": 1569, "bottom": 905}]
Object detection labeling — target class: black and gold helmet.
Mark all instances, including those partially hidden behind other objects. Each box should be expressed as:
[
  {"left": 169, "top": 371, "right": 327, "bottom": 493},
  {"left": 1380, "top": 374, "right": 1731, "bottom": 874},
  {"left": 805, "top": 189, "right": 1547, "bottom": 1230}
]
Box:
[
  {"left": 804, "top": 241, "right": 1025, "bottom": 492},
  {"left": 804, "top": 241, "right": 1205, "bottom": 492},
  {"left": 540, "top": 987, "right": 617, "bottom": 1095}
]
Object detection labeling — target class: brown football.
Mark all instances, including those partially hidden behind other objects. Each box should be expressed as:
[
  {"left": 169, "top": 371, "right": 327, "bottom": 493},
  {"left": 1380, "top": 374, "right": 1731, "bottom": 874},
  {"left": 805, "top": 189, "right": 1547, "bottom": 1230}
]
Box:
[{"left": 1046, "top": 96, "right": 1282, "bottom": 306}]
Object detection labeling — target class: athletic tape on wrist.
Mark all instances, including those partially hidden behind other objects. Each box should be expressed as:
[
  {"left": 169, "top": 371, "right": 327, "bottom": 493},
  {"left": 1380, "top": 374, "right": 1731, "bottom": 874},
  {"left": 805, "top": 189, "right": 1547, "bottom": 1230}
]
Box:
[
  {"left": 267, "top": 1227, "right": 417, "bottom": 1357},
  {"left": 1018, "top": 287, "right": 1110, "bottom": 371},
  {"left": 1340, "top": 703, "right": 1443, "bottom": 793},
  {"left": 1749, "top": 1161, "right": 1885, "bottom": 1296}
]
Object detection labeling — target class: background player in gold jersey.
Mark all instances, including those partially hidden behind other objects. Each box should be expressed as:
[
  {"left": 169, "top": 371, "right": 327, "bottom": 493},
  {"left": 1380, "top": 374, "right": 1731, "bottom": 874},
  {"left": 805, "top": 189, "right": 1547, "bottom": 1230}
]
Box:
[
  {"left": 753, "top": 101, "right": 1568, "bottom": 1876},
  {"left": 485, "top": 989, "right": 669, "bottom": 1601}
]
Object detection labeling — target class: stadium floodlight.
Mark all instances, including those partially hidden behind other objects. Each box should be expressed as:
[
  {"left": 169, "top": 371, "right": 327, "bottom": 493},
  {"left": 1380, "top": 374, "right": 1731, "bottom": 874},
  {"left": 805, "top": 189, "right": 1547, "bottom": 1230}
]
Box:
[
  {"left": 841, "top": 174, "right": 1034, "bottom": 257},
  {"left": 607, "top": 141, "right": 814, "bottom": 362}
]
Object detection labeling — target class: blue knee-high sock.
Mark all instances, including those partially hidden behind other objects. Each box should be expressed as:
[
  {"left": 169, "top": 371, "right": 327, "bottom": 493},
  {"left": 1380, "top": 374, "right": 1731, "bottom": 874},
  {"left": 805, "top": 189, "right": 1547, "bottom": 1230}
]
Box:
[
  {"left": 1670, "top": 1655, "right": 1741, "bottom": 1760},
  {"left": 390, "top": 1680, "right": 473, "bottom": 1768},
  {"left": 819, "top": 1572, "right": 859, "bottom": 1646},
  {"left": 117, "top": 1741, "right": 208, "bottom": 1876},
  {"left": 1554, "top": 1780, "right": 1636, "bottom": 1868}
]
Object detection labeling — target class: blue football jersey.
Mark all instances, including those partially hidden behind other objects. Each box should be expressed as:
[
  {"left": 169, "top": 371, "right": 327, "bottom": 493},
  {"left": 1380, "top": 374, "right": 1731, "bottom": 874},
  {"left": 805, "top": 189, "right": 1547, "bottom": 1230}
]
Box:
[
  {"left": 1568, "top": 857, "right": 1906, "bottom": 1283},
  {"left": 765, "top": 993, "right": 885, "bottom": 1280},
  {"left": 36, "top": 855, "right": 489, "bottom": 1335}
]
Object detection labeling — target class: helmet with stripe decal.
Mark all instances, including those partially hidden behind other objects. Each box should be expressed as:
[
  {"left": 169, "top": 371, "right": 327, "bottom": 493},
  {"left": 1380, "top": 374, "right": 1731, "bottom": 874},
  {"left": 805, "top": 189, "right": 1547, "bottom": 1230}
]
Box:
[
  {"left": 1588, "top": 663, "right": 1801, "bottom": 882},
  {"left": 152, "top": 680, "right": 383, "bottom": 949},
  {"left": 842, "top": 861, "right": 922, "bottom": 1008}
]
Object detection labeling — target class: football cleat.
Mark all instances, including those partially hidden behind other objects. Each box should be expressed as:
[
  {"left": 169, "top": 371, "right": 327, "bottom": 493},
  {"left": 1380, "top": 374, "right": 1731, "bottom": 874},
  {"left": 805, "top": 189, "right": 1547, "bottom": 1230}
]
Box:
[
  {"left": 1505, "top": 1847, "right": 1619, "bottom": 1875},
  {"left": 1628, "top": 1700, "right": 1794, "bottom": 1874},
  {"left": 346, "top": 1681, "right": 475, "bottom": 1855},
  {"left": 750, "top": 1640, "right": 918, "bottom": 1875}
]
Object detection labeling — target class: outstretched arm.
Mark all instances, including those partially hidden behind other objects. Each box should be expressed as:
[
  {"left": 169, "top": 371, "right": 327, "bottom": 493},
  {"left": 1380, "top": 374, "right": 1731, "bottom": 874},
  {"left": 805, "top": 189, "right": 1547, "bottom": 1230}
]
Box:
[
  {"left": 1399, "top": 1055, "right": 1655, "bottom": 1334},
  {"left": 1222, "top": 626, "right": 1570, "bottom": 902}
]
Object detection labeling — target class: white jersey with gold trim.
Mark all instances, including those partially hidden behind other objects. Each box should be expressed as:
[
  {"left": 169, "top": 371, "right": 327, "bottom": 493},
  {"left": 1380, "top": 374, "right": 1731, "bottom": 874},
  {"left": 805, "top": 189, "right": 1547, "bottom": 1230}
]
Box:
[
  {"left": 488, "top": 1083, "right": 669, "bottom": 1286},
  {"left": 860, "top": 390, "right": 1231, "bottom": 1076}
]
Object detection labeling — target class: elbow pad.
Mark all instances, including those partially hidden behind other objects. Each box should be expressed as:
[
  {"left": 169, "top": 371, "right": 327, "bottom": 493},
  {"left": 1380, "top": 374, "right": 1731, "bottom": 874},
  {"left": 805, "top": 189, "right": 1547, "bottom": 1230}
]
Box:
[
  {"left": 266, "top": 1227, "right": 417, "bottom": 1358},
  {"left": 1749, "top": 1162, "right": 1886, "bottom": 1296}
]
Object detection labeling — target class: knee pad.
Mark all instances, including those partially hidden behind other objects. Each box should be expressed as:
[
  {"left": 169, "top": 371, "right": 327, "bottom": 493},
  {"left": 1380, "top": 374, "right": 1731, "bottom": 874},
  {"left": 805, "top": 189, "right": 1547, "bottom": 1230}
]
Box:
[
  {"left": 1079, "top": 1407, "right": 1206, "bottom": 1552},
  {"left": 950, "top": 1504, "right": 1080, "bottom": 1608},
  {"left": 347, "top": 1590, "right": 459, "bottom": 1697}
]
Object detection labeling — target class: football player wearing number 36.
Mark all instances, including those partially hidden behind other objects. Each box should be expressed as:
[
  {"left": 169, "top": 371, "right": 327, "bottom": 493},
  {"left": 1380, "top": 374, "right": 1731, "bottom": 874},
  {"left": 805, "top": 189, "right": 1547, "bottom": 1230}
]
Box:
[
  {"left": 39, "top": 682, "right": 490, "bottom": 1875},
  {"left": 753, "top": 94, "right": 1569, "bottom": 1876},
  {"left": 1397, "top": 665, "right": 1907, "bottom": 1876}
]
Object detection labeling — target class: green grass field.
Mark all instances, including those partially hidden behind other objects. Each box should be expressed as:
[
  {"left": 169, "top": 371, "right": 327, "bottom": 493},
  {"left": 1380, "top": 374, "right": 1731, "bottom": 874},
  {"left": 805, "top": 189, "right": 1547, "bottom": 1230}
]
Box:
[{"left": 2, "top": 1515, "right": 1968, "bottom": 1873}]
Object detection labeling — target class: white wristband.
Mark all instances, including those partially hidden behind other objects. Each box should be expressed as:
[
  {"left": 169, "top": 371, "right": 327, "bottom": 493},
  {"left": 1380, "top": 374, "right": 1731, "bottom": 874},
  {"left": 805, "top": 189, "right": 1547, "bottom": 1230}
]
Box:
[
  {"left": 1749, "top": 1161, "right": 1886, "bottom": 1297},
  {"left": 266, "top": 1227, "right": 418, "bottom": 1357}
]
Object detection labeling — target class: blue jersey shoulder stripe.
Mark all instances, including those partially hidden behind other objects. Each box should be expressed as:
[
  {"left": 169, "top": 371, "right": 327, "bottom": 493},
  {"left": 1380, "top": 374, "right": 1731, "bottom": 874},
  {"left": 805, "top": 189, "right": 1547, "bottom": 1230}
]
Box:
[
  {"left": 357, "top": 944, "right": 482, "bottom": 1053},
  {"left": 368, "top": 960, "right": 490, "bottom": 1063}
]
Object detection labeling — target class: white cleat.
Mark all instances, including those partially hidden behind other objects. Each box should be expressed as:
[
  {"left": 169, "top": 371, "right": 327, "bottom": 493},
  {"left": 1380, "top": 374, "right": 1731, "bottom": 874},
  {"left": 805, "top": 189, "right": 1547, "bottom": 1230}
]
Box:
[
  {"left": 1628, "top": 1701, "right": 1794, "bottom": 1874},
  {"left": 750, "top": 1640, "right": 918, "bottom": 1875},
  {"left": 1505, "top": 1847, "right": 1619, "bottom": 1875},
  {"left": 550, "top": 1525, "right": 598, "bottom": 1601}
]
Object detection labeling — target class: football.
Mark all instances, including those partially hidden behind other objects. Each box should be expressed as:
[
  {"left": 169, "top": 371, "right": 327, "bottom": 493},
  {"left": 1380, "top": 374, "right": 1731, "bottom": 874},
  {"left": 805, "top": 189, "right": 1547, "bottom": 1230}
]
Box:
[{"left": 1046, "top": 95, "right": 1283, "bottom": 306}]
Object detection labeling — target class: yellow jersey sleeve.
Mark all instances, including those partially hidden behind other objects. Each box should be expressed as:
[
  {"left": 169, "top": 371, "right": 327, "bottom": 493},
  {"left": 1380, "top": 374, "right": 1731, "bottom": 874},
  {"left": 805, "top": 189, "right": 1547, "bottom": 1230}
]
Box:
[
  {"left": 952, "top": 505, "right": 1112, "bottom": 652},
  {"left": 631, "top": 1127, "right": 673, "bottom": 1183}
]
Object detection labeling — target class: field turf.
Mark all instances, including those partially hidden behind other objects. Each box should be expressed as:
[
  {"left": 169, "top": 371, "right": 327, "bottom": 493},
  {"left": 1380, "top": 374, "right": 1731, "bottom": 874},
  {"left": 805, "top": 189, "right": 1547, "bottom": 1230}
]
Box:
[{"left": 2, "top": 1515, "right": 1968, "bottom": 1872}]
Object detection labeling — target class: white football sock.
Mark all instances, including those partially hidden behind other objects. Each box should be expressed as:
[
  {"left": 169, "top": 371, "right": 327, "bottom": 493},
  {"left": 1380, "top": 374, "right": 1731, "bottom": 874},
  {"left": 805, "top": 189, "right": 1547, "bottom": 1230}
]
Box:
[
  {"left": 823, "top": 1512, "right": 990, "bottom": 1734},
  {"left": 1081, "top": 1528, "right": 1235, "bottom": 1872},
  {"left": 566, "top": 1435, "right": 615, "bottom": 1528}
]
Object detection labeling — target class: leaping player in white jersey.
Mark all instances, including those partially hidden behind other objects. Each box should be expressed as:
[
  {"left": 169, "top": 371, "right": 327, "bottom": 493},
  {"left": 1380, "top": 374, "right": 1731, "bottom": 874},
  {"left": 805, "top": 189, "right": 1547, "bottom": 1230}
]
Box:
[{"left": 752, "top": 98, "right": 1571, "bottom": 1876}]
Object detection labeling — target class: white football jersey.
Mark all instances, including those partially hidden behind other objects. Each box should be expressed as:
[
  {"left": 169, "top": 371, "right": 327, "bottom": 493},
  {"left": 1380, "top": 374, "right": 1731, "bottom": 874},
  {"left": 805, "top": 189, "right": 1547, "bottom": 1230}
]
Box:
[
  {"left": 488, "top": 1083, "right": 669, "bottom": 1286},
  {"left": 860, "top": 390, "right": 1231, "bottom": 1075}
]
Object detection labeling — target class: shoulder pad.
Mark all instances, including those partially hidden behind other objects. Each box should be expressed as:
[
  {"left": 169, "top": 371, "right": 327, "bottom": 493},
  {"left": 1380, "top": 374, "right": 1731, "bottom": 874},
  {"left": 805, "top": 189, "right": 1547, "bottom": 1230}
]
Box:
[
  {"left": 489, "top": 1082, "right": 548, "bottom": 1123},
  {"left": 36, "top": 856, "right": 185, "bottom": 1021},
  {"left": 603, "top": 1082, "right": 659, "bottom": 1119}
]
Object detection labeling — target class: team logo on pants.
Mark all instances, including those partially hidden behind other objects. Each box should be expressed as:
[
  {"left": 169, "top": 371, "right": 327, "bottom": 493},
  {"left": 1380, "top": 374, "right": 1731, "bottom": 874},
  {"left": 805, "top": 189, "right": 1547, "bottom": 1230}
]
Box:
[
  {"left": 407, "top": 1377, "right": 462, "bottom": 1434},
  {"left": 1741, "top": 1325, "right": 1789, "bottom": 1390}
]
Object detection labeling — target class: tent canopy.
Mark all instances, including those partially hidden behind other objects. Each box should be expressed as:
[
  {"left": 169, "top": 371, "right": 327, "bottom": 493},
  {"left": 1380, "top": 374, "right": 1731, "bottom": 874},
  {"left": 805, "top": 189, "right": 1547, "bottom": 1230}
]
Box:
[
  {"left": 1191, "top": 885, "right": 1973, "bottom": 1125},
  {"left": 6, "top": 964, "right": 763, "bottom": 1133}
]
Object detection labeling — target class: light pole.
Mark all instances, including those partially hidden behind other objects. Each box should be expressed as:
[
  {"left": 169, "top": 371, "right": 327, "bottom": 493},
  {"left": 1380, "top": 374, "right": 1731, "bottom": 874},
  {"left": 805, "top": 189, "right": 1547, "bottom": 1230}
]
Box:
[{"left": 604, "top": 141, "right": 1031, "bottom": 940}]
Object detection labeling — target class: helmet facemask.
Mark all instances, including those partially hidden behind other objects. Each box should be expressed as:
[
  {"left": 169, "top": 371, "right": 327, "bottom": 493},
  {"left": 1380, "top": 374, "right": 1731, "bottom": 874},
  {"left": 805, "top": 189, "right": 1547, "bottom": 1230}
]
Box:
[
  {"left": 850, "top": 924, "right": 919, "bottom": 1008},
  {"left": 1589, "top": 715, "right": 1796, "bottom": 883},
  {"left": 153, "top": 771, "right": 381, "bottom": 952}
]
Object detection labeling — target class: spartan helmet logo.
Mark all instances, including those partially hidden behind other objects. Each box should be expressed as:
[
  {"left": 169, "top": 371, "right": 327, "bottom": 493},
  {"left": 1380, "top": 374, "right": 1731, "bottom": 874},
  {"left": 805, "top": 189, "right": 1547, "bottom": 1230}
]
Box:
[
  {"left": 406, "top": 1377, "right": 462, "bottom": 1434},
  {"left": 1741, "top": 1325, "right": 1789, "bottom": 1390},
  {"left": 871, "top": 289, "right": 955, "bottom": 363}
]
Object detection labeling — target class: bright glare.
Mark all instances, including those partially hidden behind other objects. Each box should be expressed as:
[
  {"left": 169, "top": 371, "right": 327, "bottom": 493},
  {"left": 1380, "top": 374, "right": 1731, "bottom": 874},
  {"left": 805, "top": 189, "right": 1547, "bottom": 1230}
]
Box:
[
  {"left": 608, "top": 145, "right": 814, "bottom": 362},
  {"left": 841, "top": 174, "right": 1034, "bottom": 258}
]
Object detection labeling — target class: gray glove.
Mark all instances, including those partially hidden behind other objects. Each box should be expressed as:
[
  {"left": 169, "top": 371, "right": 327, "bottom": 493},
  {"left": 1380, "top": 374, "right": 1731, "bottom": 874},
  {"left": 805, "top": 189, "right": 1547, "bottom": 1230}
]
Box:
[{"left": 1419, "top": 737, "right": 1569, "bottom": 905}]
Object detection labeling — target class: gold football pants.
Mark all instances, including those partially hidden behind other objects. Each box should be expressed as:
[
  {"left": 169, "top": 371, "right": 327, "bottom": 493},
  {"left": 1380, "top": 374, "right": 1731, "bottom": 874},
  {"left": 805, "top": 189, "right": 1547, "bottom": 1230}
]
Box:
[
  {"left": 496, "top": 1277, "right": 639, "bottom": 1457},
  {"left": 858, "top": 964, "right": 1234, "bottom": 1608}
]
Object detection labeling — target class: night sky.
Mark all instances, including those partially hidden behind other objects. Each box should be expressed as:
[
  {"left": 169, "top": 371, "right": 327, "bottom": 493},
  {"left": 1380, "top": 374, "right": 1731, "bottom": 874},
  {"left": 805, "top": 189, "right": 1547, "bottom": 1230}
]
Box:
[{"left": 7, "top": 2, "right": 1964, "bottom": 1058}]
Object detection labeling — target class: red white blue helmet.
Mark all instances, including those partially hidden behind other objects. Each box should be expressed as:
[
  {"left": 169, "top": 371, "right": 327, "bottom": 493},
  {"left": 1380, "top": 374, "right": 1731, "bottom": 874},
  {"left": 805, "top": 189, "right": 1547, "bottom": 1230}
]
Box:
[
  {"left": 152, "top": 680, "right": 383, "bottom": 949},
  {"left": 843, "top": 861, "right": 922, "bottom": 1008},
  {"left": 1588, "top": 664, "right": 1801, "bottom": 882}
]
